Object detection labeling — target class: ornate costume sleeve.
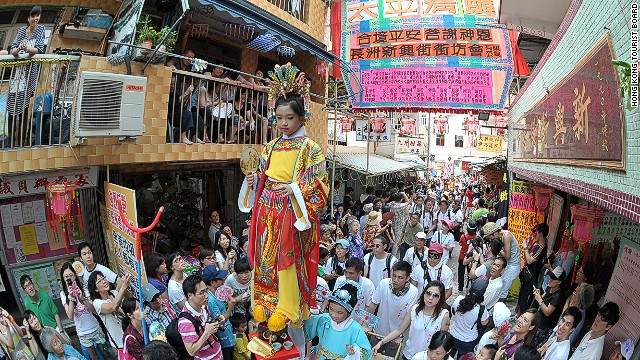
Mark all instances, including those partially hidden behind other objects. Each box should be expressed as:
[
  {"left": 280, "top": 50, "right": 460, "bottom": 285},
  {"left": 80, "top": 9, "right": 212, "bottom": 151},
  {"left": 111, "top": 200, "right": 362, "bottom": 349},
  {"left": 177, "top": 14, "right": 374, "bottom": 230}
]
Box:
[
  {"left": 289, "top": 139, "right": 329, "bottom": 231},
  {"left": 238, "top": 145, "right": 270, "bottom": 212}
]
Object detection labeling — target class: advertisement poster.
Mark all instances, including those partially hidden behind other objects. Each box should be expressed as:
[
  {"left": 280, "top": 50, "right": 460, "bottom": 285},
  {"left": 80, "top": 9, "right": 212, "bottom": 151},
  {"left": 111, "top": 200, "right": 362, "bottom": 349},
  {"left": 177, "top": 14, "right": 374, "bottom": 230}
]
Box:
[
  {"left": 12, "top": 262, "right": 61, "bottom": 300},
  {"left": 477, "top": 134, "right": 503, "bottom": 152},
  {"left": 104, "top": 183, "right": 147, "bottom": 299}
]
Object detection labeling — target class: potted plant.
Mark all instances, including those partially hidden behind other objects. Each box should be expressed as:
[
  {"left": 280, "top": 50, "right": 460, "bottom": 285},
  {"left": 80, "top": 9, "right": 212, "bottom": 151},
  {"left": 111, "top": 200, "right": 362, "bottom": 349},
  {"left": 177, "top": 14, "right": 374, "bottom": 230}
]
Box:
[
  {"left": 155, "top": 26, "right": 177, "bottom": 52},
  {"left": 136, "top": 15, "right": 156, "bottom": 49}
]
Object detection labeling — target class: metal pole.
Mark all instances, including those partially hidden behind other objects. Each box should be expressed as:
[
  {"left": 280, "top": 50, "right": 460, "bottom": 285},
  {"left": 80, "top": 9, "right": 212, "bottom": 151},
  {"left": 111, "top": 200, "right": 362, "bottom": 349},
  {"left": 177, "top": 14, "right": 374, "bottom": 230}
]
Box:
[
  {"left": 330, "top": 81, "right": 338, "bottom": 215},
  {"left": 365, "top": 114, "right": 371, "bottom": 186},
  {"left": 426, "top": 113, "right": 431, "bottom": 184}
]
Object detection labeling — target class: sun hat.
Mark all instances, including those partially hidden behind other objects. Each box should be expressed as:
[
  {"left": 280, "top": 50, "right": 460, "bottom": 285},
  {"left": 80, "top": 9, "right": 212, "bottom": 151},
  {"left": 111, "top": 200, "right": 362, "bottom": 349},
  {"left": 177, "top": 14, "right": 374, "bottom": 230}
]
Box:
[
  {"left": 335, "top": 239, "right": 349, "bottom": 249},
  {"left": 440, "top": 219, "right": 453, "bottom": 230},
  {"left": 482, "top": 222, "right": 501, "bottom": 237},
  {"left": 366, "top": 211, "right": 382, "bottom": 226},
  {"left": 428, "top": 243, "right": 444, "bottom": 254}
]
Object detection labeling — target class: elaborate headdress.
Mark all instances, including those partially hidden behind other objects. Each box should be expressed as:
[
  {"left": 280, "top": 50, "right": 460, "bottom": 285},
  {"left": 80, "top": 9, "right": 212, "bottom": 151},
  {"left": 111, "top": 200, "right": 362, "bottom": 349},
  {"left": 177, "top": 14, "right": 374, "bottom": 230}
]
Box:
[
  {"left": 266, "top": 63, "right": 311, "bottom": 121},
  {"left": 328, "top": 280, "right": 361, "bottom": 313}
]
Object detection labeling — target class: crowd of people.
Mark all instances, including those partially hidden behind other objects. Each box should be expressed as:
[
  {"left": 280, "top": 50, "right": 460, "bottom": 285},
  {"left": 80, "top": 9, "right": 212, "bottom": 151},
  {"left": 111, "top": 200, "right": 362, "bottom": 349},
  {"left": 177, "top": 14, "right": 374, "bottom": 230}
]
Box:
[{"left": 3, "top": 174, "right": 629, "bottom": 360}]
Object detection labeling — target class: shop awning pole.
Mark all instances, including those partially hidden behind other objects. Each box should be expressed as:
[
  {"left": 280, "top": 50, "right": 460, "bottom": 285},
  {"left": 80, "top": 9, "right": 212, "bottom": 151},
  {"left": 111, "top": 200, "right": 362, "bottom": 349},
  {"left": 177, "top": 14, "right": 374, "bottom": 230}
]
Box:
[
  {"left": 426, "top": 113, "right": 431, "bottom": 184},
  {"left": 365, "top": 114, "right": 371, "bottom": 186},
  {"left": 330, "top": 81, "right": 338, "bottom": 215}
]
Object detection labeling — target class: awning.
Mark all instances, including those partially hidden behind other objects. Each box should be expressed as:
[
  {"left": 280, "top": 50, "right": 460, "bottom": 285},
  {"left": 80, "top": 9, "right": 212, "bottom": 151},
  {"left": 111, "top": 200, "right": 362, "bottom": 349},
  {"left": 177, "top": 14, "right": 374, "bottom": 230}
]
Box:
[
  {"left": 195, "top": 0, "right": 338, "bottom": 63},
  {"left": 395, "top": 154, "right": 429, "bottom": 171},
  {"left": 327, "top": 153, "right": 417, "bottom": 176}
]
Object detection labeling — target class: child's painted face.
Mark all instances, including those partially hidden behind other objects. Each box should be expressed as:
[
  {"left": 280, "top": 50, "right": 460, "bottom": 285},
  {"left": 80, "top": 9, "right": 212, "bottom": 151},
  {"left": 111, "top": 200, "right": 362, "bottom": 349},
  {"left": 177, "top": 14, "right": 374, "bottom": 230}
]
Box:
[{"left": 328, "top": 302, "right": 349, "bottom": 324}]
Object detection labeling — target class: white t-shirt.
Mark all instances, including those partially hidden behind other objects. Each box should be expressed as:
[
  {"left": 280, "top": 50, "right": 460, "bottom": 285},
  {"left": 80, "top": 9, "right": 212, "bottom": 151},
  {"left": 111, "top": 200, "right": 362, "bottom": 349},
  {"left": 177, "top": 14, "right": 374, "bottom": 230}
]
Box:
[
  {"left": 363, "top": 253, "right": 398, "bottom": 288},
  {"left": 372, "top": 279, "right": 419, "bottom": 336},
  {"left": 403, "top": 247, "right": 428, "bottom": 275},
  {"left": 315, "top": 276, "right": 331, "bottom": 311},
  {"left": 168, "top": 279, "right": 185, "bottom": 306},
  {"left": 93, "top": 290, "right": 124, "bottom": 348},
  {"left": 403, "top": 305, "right": 449, "bottom": 359},
  {"left": 543, "top": 338, "right": 571, "bottom": 360},
  {"left": 475, "top": 330, "right": 498, "bottom": 354},
  {"left": 431, "top": 231, "right": 455, "bottom": 264},
  {"left": 449, "top": 295, "right": 489, "bottom": 342},
  {"left": 60, "top": 291, "right": 100, "bottom": 335},
  {"left": 483, "top": 276, "right": 503, "bottom": 312},
  {"left": 224, "top": 274, "right": 250, "bottom": 316},
  {"left": 82, "top": 263, "right": 117, "bottom": 296},
  {"left": 410, "top": 263, "right": 454, "bottom": 294},
  {"left": 569, "top": 331, "right": 605, "bottom": 360},
  {"left": 324, "top": 257, "right": 347, "bottom": 287},
  {"left": 334, "top": 276, "right": 375, "bottom": 311},
  {"left": 436, "top": 210, "right": 453, "bottom": 231}
]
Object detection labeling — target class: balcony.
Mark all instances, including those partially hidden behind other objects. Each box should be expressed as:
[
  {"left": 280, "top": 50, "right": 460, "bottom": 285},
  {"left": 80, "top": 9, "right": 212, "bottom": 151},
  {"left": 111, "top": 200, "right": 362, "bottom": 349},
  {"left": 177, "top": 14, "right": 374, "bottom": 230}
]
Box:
[
  {"left": 266, "top": 0, "right": 306, "bottom": 22},
  {"left": 0, "top": 55, "right": 80, "bottom": 149},
  {"left": 169, "top": 69, "right": 273, "bottom": 145}
]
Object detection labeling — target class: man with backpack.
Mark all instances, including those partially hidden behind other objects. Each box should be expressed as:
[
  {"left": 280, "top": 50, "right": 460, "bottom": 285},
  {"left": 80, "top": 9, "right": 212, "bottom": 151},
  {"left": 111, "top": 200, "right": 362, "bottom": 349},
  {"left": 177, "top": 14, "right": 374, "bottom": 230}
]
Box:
[
  {"left": 167, "top": 274, "right": 223, "bottom": 360},
  {"left": 363, "top": 236, "right": 397, "bottom": 289}
]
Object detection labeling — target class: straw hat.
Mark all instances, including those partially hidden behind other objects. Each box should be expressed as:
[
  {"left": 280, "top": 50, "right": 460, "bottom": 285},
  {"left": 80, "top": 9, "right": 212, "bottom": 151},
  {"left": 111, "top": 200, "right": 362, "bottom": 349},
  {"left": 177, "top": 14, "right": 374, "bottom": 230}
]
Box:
[
  {"left": 482, "top": 222, "right": 501, "bottom": 237},
  {"left": 366, "top": 211, "right": 382, "bottom": 226}
]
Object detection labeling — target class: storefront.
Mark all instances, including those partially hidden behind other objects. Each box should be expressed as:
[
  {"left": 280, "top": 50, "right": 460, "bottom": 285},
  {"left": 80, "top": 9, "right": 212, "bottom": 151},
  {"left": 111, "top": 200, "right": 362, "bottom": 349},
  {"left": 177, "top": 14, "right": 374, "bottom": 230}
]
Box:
[{"left": 0, "top": 167, "right": 104, "bottom": 321}]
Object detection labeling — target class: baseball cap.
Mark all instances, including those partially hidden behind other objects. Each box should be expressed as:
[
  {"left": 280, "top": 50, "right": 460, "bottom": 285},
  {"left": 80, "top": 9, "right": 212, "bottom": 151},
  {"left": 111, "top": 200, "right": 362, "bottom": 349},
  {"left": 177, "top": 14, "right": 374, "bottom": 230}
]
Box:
[
  {"left": 615, "top": 339, "right": 633, "bottom": 360},
  {"left": 335, "top": 239, "right": 349, "bottom": 249},
  {"left": 202, "top": 265, "right": 229, "bottom": 282},
  {"left": 415, "top": 232, "right": 427, "bottom": 239},
  {"left": 428, "top": 243, "right": 444, "bottom": 254},
  {"left": 142, "top": 283, "right": 160, "bottom": 303},
  {"left": 548, "top": 266, "right": 566, "bottom": 281}
]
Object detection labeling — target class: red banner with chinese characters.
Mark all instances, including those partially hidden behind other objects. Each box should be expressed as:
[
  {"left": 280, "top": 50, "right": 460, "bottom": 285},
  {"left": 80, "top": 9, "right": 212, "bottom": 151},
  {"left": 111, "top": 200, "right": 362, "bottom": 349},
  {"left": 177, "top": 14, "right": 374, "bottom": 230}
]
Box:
[{"left": 513, "top": 34, "right": 625, "bottom": 170}]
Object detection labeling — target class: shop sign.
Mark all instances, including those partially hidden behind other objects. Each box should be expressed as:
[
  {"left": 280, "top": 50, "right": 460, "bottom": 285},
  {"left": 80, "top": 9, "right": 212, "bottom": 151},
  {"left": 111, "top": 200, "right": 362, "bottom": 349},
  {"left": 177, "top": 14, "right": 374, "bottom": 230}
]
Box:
[
  {"left": 0, "top": 167, "right": 98, "bottom": 200},
  {"left": 395, "top": 136, "right": 425, "bottom": 154},
  {"left": 513, "top": 34, "right": 625, "bottom": 170},
  {"left": 476, "top": 134, "right": 503, "bottom": 152},
  {"left": 342, "top": 0, "right": 513, "bottom": 112},
  {"left": 461, "top": 161, "right": 470, "bottom": 171},
  {"left": 355, "top": 119, "right": 391, "bottom": 142},
  {"left": 104, "top": 183, "right": 147, "bottom": 299}
]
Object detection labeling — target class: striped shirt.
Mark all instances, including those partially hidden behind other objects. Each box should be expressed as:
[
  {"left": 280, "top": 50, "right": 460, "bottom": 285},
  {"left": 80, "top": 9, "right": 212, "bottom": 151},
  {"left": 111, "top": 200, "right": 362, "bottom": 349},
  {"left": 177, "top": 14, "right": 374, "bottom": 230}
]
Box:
[
  {"left": 8, "top": 24, "right": 46, "bottom": 114},
  {"left": 179, "top": 302, "right": 222, "bottom": 360},
  {"left": 146, "top": 298, "right": 178, "bottom": 329}
]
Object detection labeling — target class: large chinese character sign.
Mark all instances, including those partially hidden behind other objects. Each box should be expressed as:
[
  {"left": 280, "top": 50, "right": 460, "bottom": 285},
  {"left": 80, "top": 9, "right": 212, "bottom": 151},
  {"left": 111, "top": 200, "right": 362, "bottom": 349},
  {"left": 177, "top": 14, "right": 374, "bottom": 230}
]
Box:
[
  {"left": 513, "top": 35, "right": 625, "bottom": 170},
  {"left": 342, "top": 0, "right": 513, "bottom": 112}
]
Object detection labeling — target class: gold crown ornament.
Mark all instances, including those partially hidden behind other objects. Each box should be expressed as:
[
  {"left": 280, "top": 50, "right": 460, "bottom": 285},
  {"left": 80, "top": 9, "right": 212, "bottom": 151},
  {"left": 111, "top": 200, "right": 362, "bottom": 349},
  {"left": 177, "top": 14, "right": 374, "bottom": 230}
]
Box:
[{"left": 266, "top": 63, "right": 311, "bottom": 121}]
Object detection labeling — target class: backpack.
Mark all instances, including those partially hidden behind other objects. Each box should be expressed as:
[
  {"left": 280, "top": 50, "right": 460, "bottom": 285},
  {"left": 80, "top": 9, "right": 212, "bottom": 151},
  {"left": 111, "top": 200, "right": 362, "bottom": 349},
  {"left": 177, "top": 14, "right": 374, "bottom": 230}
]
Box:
[
  {"left": 366, "top": 253, "right": 393, "bottom": 279},
  {"left": 166, "top": 312, "right": 216, "bottom": 360}
]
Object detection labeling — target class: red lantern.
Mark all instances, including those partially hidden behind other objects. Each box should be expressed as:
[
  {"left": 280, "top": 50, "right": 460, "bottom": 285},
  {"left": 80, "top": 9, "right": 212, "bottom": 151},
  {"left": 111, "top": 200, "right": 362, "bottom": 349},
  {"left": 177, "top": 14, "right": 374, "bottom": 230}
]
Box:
[
  {"left": 531, "top": 185, "right": 554, "bottom": 212},
  {"left": 570, "top": 203, "right": 607, "bottom": 267},
  {"left": 495, "top": 116, "right": 508, "bottom": 136},
  {"left": 46, "top": 180, "right": 84, "bottom": 254},
  {"left": 434, "top": 115, "right": 449, "bottom": 135},
  {"left": 370, "top": 117, "right": 387, "bottom": 133},
  {"left": 339, "top": 116, "right": 354, "bottom": 132},
  {"left": 399, "top": 115, "right": 416, "bottom": 136}
]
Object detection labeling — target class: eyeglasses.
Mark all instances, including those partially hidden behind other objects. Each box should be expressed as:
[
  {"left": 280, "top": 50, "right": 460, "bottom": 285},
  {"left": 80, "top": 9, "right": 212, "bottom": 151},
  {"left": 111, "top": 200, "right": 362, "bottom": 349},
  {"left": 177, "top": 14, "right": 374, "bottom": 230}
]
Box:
[
  {"left": 205, "top": 256, "right": 216, "bottom": 261},
  {"left": 196, "top": 289, "right": 208, "bottom": 297},
  {"left": 425, "top": 290, "right": 440, "bottom": 299},
  {"left": 22, "top": 282, "right": 34, "bottom": 290},
  {"left": 428, "top": 252, "right": 442, "bottom": 259}
]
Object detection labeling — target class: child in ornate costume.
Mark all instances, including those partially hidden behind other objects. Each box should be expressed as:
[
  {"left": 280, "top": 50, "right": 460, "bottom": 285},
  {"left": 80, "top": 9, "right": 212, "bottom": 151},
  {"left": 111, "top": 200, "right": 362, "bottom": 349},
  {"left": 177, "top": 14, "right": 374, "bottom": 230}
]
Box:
[
  {"left": 238, "top": 64, "right": 329, "bottom": 332},
  {"left": 304, "top": 280, "right": 372, "bottom": 360}
]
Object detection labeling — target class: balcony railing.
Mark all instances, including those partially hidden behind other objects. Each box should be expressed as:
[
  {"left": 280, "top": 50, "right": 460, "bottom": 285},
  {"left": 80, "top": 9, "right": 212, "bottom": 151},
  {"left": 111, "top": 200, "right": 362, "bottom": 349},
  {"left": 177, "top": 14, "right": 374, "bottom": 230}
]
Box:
[
  {"left": 170, "top": 69, "right": 274, "bottom": 145},
  {"left": 0, "top": 55, "right": 80, "bottom": 149},
  {"left": 268, "top": 0, "right": 306, "bottom": 22}
]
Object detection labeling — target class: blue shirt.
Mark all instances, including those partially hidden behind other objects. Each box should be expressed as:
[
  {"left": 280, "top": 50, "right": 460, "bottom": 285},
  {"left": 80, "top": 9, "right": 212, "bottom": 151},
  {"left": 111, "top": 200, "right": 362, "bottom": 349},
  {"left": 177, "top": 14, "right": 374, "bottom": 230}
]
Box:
[
  {"left": 48, "top": 344, "right": 87, "bottom": 360},
  {"left": 207, "top": 290, "right": 235, "bottom": 348}
]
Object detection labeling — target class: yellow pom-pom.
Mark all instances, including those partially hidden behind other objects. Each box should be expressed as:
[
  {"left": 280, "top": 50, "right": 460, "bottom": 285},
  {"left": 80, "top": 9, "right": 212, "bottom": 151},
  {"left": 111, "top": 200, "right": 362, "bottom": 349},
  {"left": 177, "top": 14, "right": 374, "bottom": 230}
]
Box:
[
  {"left": 267, "top": 311, "right": 288, "bottom": 332},
  {"left": 254, "top": 305, "right": 267, "bottom": 323}
]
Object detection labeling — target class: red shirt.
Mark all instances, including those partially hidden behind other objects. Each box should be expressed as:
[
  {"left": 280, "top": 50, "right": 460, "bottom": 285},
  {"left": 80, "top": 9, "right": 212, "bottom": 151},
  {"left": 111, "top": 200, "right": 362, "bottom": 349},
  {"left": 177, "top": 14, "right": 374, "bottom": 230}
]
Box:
[
  {"left": 458, "top": 233, "right": 474, "bottom": 260},
  {"left": 123, "top": 324, "right": 145, "bottom": 360}
]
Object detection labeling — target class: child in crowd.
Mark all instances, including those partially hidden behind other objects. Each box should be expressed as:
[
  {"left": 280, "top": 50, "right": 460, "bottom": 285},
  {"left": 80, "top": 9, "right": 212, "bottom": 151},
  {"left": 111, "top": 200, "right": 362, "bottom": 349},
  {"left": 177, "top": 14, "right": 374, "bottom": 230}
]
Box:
[
  {"left": 230, "top": 313, "right": 250, "bottom": 360},
  {"left": 304, "top": 280, "right": 372, "bottom": 360}
]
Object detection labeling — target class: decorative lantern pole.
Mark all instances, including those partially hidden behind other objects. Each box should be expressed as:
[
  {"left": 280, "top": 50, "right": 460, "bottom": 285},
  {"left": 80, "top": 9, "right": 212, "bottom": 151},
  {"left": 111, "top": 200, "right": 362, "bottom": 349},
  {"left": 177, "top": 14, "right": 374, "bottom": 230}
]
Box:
[
  {"left": 46, "top": 181, "right": 84, "bottom": 254},
  {"left": 118, "top": 201, "right": 164, "bottom": 345},
  {"left": 570, "top": 203, "right": 607, "bottom": 271}
]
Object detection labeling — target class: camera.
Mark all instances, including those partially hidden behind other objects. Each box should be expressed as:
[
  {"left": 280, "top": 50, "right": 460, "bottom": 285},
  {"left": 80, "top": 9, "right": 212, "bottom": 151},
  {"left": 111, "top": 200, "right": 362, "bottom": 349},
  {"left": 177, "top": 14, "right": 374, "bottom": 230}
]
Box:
[{"left": 335, "top": 266, "right": 344, "bottom": 276}]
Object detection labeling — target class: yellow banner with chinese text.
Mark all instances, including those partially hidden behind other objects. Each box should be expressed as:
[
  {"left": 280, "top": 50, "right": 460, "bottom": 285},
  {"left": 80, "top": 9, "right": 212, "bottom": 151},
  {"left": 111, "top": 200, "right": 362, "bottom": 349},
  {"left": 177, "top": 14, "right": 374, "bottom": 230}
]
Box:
[{"left": 477, "top": 134, "right": 503, "bottom": 152}]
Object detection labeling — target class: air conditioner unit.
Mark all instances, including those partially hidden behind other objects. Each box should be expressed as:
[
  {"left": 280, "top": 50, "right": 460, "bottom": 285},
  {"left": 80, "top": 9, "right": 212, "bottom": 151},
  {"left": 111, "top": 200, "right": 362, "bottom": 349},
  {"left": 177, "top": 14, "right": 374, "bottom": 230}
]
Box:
[{"left": 75, "top": 71, "right": 147, "bottom": 139}]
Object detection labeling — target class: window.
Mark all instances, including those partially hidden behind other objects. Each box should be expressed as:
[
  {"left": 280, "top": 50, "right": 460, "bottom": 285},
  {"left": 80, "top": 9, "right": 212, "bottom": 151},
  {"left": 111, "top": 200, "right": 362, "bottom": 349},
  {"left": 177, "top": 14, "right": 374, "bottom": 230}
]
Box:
[
  {"left": 455, "top": 135, "right": 464, "bottom": 147},
  {"left": 436, "top": 134, "right": 445, "bottom": 146}
]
